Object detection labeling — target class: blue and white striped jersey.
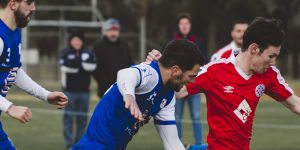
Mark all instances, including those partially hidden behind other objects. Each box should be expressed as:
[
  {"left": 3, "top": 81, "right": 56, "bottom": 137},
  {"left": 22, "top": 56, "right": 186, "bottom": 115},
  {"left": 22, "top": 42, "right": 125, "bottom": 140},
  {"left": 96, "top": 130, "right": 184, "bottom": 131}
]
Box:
[{"left": 74, "top": 61, "right": 177, "bottom": 150}]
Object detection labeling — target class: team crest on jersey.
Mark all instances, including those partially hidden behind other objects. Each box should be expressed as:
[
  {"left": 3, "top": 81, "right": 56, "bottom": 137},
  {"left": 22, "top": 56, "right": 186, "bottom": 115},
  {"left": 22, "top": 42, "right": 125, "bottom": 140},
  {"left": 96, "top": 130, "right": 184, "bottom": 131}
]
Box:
[
  {"left": 224, "top": 86, "right": 234, "bottom": 93},
  {"left": 255, "top": 84, "right": 265, "bottom": 97},
  {"left": 160, "top": 99, "right": 167, "bottom": 108}
]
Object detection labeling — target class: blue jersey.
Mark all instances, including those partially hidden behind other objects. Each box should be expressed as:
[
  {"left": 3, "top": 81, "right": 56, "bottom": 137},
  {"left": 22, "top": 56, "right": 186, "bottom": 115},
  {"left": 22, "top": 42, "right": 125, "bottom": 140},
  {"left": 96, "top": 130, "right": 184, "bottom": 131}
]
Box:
[
  {"left": 74, "top": 61, "right": 177, "bottom": 150},
  {"left": 0, "top": 19, "right": 22, "bottom": 98},
  {"left": 0, "top": 19, "right": 22, "bottom": 150}
]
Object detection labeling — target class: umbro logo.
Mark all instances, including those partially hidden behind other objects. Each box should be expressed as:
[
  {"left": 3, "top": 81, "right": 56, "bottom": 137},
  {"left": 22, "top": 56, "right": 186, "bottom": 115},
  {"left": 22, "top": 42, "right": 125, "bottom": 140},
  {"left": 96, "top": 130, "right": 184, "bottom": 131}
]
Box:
[{"left": 224, "top": 86, "right": 234, "bottom": 93}]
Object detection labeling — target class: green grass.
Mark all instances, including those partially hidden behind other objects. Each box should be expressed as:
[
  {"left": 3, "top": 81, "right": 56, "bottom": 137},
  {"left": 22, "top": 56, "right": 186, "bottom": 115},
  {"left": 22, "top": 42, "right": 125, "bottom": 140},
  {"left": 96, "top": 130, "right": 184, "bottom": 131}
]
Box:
[{"left": 1, "top": 80, "right": 300, "bottom": 150}]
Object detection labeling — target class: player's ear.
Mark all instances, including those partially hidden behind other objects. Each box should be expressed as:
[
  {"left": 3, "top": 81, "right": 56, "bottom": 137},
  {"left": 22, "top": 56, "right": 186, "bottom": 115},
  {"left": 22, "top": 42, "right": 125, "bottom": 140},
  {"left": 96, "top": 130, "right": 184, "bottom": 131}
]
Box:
[
  {"left": 249, "top": 43, "right": 260, "bottom": 55},
  {"left": 9, "top": 0, "right": 18, "bottom": 11},
  {"left": 170, "top": 65, "right": 182, "bottom": 76}
]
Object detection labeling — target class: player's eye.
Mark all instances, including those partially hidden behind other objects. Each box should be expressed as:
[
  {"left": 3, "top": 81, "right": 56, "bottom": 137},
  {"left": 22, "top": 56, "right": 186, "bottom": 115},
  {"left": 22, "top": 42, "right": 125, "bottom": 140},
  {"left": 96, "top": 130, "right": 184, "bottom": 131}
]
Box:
[{"left": 269, "top": 54, "right": 277, "bottom": 59}]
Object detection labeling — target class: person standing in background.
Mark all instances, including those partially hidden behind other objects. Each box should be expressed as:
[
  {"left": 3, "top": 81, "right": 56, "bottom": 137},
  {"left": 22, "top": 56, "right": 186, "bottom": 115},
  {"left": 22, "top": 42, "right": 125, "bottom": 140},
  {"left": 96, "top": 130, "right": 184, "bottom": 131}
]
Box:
[
  {"left": 59, "top": 32, "right": 96, "bottom": 150},
  {"left": 210, "top": 19, "right": 248, "bottom": 62},
  {"left": 163, "top": 13, "right": 207, "bottom": 148},
  {"left": 92, "top": 18, "right": 133, "bottom": 98}
]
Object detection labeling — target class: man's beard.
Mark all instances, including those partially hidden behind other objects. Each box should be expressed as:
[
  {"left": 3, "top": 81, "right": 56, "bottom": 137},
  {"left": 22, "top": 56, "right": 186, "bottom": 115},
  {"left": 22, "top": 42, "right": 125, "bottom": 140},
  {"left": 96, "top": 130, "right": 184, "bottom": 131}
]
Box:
[
  {"left": 107, "top": 35, "right": 118, "bottom": 42},
  {"left": 165, "top": 74, "right": 183, "bottom": 92},
  {"left": 14, "top": 9, "right": 31, "bottom": 28}
]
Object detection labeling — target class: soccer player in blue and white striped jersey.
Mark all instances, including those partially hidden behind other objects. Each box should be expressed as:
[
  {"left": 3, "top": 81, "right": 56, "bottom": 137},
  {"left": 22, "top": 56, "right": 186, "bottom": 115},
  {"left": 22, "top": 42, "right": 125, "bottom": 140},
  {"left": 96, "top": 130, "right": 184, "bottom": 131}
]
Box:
[{"left": 73, "top": 39, "right": 206, "bottom": 150}]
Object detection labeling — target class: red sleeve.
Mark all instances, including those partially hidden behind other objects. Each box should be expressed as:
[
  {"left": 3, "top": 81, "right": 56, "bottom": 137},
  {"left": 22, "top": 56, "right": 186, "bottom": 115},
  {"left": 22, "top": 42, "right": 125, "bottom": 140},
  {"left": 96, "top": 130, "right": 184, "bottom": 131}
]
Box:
[
  {"left": 265, "top": 67, "right": 294, "bottom": 101},
  {"left": 186, "top": 65, "right": 214, "bottom": 95}
]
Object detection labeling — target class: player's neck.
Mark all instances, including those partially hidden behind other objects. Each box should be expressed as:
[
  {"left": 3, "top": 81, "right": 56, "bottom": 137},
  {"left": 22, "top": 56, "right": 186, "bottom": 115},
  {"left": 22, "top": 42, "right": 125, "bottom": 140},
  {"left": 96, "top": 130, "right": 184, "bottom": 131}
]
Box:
[
  {"left": 235, "top": 52, "right": 254, "bottom": 75},
  {"left": 0, "top": 9, "right": 17, "bottom": 30},
  {"left": 158, "top": 62, "right": 171, "bottom": 85}
]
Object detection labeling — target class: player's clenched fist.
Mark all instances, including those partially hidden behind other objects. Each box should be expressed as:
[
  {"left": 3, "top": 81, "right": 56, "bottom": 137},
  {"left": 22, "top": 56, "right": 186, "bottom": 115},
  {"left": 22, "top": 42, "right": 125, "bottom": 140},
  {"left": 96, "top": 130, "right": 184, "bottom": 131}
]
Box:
[
  {"left": 7, "top": 105, "right": 32, "bottom": 123},
  {"left": 145, "top": 49, "right": 162, "bottom": 63},
  {"left": 47, "top": 91, "right": 68, "bottom": 109}
]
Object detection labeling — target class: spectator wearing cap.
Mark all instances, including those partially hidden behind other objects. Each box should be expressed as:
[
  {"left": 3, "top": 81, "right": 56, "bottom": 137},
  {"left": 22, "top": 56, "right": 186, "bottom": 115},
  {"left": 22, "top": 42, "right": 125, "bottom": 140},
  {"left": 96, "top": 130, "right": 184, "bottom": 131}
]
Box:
[
  {"left": 92, "top": 18, "right": 133, "bottom": 98},
  {"left": 59, "top": 32, "right": 97, "bottom": 150}
]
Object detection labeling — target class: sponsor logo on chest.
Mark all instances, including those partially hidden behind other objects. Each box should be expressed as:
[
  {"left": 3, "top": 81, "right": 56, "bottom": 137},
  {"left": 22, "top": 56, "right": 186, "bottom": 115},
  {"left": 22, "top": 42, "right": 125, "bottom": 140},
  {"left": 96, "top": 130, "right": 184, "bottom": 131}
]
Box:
[{"left": 224, "top": 86, "right": 234, "bottom": 93}]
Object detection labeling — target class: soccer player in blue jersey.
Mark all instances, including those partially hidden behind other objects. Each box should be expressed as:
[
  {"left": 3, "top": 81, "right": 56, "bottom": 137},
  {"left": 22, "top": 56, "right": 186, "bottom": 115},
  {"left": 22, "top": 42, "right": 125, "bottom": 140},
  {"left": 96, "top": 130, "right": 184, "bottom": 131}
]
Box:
[
  {"left": 0, "top": 0, "right": 68, "bottom": 149},
  {"left": 73, "top": 39, "right": 206, "bottom": 150}
]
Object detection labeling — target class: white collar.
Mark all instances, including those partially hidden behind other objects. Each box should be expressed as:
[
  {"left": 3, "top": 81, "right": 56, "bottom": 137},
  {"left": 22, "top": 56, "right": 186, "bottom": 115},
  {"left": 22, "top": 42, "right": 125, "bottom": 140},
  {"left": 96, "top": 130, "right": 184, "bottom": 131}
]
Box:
[{"left": 229, "top": 48, "right": 253, "bottom": 80}]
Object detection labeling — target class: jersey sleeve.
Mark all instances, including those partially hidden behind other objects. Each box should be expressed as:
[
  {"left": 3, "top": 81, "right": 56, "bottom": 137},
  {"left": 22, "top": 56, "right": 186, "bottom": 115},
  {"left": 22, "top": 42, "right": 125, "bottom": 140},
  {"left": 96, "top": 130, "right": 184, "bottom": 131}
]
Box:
[
  {"left": 154, "top": 94, "right": 176, "bottom": 125},
  {"left": 131, "top": 63, "right": 157, "bottom": 89},
  {"left": 186, "top": 64, "right": 214, "bottom": 95},
  {"left": 265, "top": 66, "right": 294, "bottom": 101}
]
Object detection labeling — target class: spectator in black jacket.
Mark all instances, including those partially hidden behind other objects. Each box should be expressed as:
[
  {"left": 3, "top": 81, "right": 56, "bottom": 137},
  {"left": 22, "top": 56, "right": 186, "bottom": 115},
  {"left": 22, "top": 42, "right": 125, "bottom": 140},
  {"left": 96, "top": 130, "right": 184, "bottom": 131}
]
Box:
[
  {"left": 59, "top": 32, "right": 96, "bottom": 150},
  {"left": 92, "top": 18, "right": 133, "bottom": 98}
]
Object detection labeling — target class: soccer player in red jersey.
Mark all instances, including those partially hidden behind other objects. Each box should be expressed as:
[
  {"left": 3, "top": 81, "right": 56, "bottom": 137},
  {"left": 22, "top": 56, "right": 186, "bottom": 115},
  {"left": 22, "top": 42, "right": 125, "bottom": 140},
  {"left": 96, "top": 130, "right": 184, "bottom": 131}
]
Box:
[
  {"left": 146, "top": 17, "right": 300, "bottom": 150},
  {"left": 210, "top": 19, "right": 248, "bottom": 62}
]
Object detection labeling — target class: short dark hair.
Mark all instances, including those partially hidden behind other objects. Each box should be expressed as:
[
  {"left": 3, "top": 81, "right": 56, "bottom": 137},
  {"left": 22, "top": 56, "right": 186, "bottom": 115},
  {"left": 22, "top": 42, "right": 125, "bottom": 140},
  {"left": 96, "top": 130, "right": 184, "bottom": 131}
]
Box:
[
  {"left": 232, "top": 19, "right": 248, "bottom": 30},
  {"left": 69, "top": 31, "right": 85, "bottom": 42},
  {"left": 177, "top": 13, "right": 192, "bottom": 24},
  {"left": 242, "top": 17, "right": 285, "bottom": 52},
  {"left": 0, "top": 0, "right": 10, "bottom": 8},
  {"left": 159, "top": 39, "right": 205, "bottom": 72},
  {"left": 0, "top": 0, "right": 34, "bottom": 8}
]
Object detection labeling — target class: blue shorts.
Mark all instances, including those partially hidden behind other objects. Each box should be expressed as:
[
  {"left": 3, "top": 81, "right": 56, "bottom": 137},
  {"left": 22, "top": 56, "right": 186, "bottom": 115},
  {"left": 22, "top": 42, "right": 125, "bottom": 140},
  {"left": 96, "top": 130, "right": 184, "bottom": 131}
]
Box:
[{"left": 0, "top": 121, "right": 16, "bottom": 150}]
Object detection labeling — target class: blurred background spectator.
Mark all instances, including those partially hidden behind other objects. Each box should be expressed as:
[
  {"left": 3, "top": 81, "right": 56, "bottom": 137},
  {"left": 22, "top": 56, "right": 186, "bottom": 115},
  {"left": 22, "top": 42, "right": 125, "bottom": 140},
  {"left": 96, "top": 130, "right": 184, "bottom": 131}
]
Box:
[
  {"left": 59, "top": 32, "right": 96, "bottom": 150},
  {"left": 162, "top": 13, "right": 207, "bottom": 146},
  {"left": 92, "top": 18, "right": 134, "bottom": 98}
]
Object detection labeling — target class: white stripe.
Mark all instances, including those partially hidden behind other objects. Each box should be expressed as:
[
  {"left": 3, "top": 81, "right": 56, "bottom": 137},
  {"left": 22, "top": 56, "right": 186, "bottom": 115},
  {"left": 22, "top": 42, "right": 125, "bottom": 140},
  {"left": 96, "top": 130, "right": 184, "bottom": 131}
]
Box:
[
  {"left": 60, "top": 66, "right": 79, "bottom": 73},
  {"left": 271, "top": 66, "right": 294, "bottom": 94},
  {"left": 82, "top": 62, "right": 96, "bottom": 72},
  {"left": 0, "top": 37, "right": 4, "bottom": 56}
]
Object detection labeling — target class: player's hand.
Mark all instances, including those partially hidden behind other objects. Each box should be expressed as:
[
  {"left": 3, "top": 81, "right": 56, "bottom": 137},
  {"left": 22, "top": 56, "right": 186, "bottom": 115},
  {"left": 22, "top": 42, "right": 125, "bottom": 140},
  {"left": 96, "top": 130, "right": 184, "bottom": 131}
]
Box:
[
  {"left": 145, "top": 49, "right": 162, "bottom": 64},
  {"left": 123, "top": 94, "right": 144, "bottom": 121},
  {"left": 47, "top": 91, "right": 68, "bottom": 109},
  {"left": 7, "top": 105, "right": 32, "bottom": 123}
]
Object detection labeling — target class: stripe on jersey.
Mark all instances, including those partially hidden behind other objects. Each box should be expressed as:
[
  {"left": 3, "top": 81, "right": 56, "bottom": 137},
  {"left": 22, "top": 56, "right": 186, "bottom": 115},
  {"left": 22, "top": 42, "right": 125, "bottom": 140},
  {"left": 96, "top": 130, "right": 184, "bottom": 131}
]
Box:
[
  {"left": 0, "top": 38, "right": 3, "bottom": 56},
  {"left": 154, "top": 119, "right": 176, "bottom": 125},
  {"left": 131, "top": 67, "right": 142, "bottom": 88},
  {"left": 271, "top": 66, "right": 294, "bottom": 94}
]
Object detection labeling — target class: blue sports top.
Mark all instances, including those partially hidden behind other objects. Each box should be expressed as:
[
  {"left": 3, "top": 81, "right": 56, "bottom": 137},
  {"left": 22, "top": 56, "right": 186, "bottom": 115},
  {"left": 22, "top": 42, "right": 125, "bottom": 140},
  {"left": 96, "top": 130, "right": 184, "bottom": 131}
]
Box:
[
  {"left": 0, "top": 19, "right": 22, "bottom": 98},
  {"left": 75, "top": 61, "right": 176, "bottom": 149}
]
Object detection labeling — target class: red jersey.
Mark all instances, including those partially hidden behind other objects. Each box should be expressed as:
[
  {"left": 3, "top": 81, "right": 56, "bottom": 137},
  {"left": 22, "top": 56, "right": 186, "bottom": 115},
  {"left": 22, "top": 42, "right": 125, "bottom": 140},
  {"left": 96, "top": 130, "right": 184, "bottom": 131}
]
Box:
[
  {"left": 210, "top": 41, "right": 238, "bottom": 62},
  {"left": 186, "top": 49, "right": 293, "bottom": 150}
]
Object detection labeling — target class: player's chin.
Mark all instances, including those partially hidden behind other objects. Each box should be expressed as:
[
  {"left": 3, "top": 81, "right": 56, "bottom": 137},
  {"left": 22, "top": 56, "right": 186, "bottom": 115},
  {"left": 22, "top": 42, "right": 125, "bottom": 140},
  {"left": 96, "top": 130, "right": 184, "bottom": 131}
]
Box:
[{"left": 257, "top": 69, "right": 266, "bottom": 74}]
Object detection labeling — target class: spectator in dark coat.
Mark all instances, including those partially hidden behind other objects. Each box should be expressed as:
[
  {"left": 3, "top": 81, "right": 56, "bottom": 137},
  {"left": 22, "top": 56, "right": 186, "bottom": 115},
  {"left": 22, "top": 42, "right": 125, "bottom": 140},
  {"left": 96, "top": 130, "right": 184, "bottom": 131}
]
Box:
[{"left": 92, "top": 18, "right": 133, "bottom": 98}]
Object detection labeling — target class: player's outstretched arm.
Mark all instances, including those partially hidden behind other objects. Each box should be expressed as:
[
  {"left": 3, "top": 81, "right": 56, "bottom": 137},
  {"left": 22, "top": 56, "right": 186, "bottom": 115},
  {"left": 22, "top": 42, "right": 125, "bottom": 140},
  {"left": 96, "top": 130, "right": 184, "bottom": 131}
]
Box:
[
  {"left": 175, "top": 86, "right": 189, "bottom": 99},
  {"left": 145, "top": 49, "right": 162, "bottom": 63},
  {"left": 281, "top": 95, "right": 300, "bottom": 115},
  {"left": 14, "top": 68, "right": 68, "bottom": 109},
  {"left": 117, "top": 68, "right": 144, "bottom": 121}
]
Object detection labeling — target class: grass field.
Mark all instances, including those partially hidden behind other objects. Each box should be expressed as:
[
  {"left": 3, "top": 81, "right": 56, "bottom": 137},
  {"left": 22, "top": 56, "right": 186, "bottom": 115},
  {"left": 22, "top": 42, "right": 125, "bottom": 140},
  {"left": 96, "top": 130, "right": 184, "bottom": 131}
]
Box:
[{"left": 1, "top": 80, "right": 300, "bottom": 150}]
